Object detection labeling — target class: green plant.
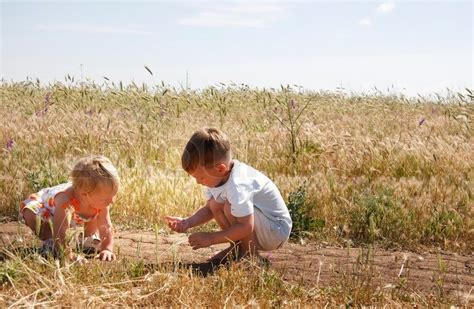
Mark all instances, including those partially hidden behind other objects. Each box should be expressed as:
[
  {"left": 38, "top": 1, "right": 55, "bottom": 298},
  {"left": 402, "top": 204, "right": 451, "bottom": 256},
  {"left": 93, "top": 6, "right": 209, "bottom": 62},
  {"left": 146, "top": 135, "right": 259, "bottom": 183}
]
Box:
[
  {"left": 424, "top": 205, "right": 463, "bottom": 246},
  {"left": 271, "top": 86, "right": 312, "bottom": 165},
  {"left": 287, "top": 182, "right": 325, "bottom": 239},
  {"left": 26, "top": 161, "right": 68, "bottom": 193},
  {"left": 348, "top": 188, "right": 408, "bottom": 245},
  {"left": 0, "top": 262, "right": 20, "bottom": 287}
]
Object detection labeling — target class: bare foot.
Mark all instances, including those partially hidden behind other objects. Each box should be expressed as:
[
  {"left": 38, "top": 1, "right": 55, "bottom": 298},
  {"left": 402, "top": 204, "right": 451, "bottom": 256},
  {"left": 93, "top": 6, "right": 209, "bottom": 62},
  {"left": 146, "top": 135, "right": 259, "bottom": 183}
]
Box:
[
  {"left": 241, "top": 252, "right": 271, "bottom": 267},
  {"left": 208, "top": 244, "right": 239, "bottom": 263}
]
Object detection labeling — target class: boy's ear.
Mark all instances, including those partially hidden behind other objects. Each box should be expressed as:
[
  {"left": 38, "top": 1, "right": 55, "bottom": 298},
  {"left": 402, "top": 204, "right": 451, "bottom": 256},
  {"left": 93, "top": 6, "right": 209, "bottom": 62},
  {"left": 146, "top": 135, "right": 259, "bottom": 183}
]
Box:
[{"left": 215, "top": 162, "right": 228, "bottom": 174}]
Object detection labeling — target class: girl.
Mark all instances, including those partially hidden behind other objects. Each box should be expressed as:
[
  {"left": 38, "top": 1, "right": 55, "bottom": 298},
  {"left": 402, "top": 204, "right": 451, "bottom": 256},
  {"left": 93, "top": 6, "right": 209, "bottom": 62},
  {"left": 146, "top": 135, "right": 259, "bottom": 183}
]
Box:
[{"left": 20, "top": 156, "right": 120, "bottom": 261}]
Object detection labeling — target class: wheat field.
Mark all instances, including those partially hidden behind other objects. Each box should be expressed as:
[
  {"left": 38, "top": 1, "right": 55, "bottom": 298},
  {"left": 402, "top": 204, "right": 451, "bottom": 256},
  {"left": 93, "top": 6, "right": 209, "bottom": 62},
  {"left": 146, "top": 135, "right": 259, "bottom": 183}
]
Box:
[{"left": 0, "top": 81, "right": 472, "bottom": 306}]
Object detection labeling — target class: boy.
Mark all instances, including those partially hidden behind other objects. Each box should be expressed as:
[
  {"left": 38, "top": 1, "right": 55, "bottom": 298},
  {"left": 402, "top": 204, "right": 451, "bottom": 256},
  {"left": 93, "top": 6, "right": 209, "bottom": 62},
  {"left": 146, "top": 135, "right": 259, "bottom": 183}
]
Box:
[{"left": 165, "top": 127, "right": 292, "bottom": 262}]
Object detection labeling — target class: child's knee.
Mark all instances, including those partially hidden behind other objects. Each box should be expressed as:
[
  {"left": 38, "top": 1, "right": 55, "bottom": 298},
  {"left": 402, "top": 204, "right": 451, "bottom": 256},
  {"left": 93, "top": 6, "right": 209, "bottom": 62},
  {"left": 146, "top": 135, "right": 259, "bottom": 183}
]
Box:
[
  {"left": 223, "top": 203, "right": 238, "bottom": 224},
  {"left": 208, "top": 199, "right": 225, "bottom": 213},
  {"left": 21, "top": 208, "right": 37, "bottom": 228},
  {"left": 223, "top": 201, "right": 232, "bottom": 215}
]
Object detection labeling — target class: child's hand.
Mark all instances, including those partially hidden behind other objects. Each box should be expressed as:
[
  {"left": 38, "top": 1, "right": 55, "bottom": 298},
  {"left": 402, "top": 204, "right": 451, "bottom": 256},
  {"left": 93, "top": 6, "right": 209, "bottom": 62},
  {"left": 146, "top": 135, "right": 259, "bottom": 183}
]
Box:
[
  {"left": 96, "top": 249, "right": 116, "bottom": 261},
  {"left": 188, "top": 232, "right": 212, "bottom": 250},
  {"left": 164, "top": 216, "right": 190, "bottom": 233}
]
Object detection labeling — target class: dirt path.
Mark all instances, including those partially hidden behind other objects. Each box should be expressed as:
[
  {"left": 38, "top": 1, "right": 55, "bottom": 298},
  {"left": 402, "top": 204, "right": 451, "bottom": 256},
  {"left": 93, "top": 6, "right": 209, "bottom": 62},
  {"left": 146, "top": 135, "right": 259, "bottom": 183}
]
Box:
[{"left": 1, "top": 222, "right": 473, "bottom": 302}]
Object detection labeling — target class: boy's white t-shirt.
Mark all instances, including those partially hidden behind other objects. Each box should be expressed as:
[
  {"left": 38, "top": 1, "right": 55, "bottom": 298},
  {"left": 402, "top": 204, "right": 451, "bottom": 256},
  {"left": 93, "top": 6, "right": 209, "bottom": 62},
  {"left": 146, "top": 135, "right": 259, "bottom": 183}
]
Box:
[{"left": 204, "top": 160, "right": 292, "bottom": 227}]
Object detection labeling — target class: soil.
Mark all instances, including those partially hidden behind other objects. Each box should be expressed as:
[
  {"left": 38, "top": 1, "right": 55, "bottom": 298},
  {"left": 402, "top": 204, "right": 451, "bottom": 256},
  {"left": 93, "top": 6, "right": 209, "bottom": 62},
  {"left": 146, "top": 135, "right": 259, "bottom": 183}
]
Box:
[{"left": 1, "top": 222, "right": 473, "bottom": 303}]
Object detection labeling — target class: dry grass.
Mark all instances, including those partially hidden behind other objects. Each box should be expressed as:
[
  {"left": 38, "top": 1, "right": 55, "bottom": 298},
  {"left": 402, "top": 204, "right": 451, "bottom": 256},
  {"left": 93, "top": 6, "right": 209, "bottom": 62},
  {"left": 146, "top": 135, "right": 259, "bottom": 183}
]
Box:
[
  {"left": 0, "top": 239, "right": 466, "bottom": 307},
  {"left": 0, "top": 81, "right": 473, "bottom": 305}
]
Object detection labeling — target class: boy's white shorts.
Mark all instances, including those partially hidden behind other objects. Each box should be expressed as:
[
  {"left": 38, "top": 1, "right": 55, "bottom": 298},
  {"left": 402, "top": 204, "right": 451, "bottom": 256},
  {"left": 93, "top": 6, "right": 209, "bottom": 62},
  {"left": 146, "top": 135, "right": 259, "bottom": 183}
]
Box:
[{"left": 253, "top": 207, "right": 291, "bottom": 251}]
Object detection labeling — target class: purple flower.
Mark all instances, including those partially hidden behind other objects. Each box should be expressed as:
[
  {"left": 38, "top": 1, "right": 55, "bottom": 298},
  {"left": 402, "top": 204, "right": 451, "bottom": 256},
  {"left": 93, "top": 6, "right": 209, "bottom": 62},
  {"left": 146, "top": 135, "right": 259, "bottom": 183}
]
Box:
[
  {"left": 44, "top": 92, "right": 51, "bottom": 105},
  {"left": 86, "top": 109, "right": 93, "bottom": 117},
  {"left": 289, "top": 99, "right": 298, "bottom": 110},
  {"left": 6, "top": 138, "right": 14, "bottom": 152},
  {"left": 418, "top": 117, "right": 426, "bottom": 126},
  {"left": 36, "top": 92, "right": 52, "bottom": 117},
  {"left": 35, "top": 108, "right": 47, "bottom": 117}
]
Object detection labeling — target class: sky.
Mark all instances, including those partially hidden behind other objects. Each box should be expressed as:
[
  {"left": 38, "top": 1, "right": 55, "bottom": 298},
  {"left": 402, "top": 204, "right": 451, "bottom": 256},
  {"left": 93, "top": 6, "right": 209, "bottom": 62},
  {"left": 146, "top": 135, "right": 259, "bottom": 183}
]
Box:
[{"left": 1, "top": 0, "right": 472, "bottom": 96}]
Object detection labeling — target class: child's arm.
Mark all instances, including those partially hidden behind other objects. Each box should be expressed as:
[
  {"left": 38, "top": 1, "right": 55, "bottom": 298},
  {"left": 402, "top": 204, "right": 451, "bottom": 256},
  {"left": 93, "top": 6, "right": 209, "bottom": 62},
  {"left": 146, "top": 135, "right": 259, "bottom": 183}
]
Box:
[
  {"left": 188, "top": 214, "right": 253, "bottom": 249},
  {"left": 165, "top": 199, "right": 215, "bottom": 232},
  {"left": 96, "top": 207, "right": 115, "bottom": 261}
]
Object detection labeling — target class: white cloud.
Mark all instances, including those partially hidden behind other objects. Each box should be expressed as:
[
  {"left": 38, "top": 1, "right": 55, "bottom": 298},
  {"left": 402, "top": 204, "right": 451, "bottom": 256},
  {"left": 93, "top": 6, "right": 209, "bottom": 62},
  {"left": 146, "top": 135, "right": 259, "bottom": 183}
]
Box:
[
  {"left": 35, "top": 23, "right": 152, "bottom": 35},
  {"left": 178, "top": 3, "right": 287, "bottom": 28},
  {"left": 377, "top": 3, "right": 396, "bottom": 13},
  {"left": 358, "top": 18, "right": 372, "bottom": 27}
]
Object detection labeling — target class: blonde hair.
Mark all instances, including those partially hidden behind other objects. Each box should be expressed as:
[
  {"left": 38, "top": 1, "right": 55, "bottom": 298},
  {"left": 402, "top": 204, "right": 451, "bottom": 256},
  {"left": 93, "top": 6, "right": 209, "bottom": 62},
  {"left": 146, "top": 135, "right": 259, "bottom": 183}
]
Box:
[
  {"left": 70, "top": 156, "right": 120, "bottom": 193},
  {"left": 181, "top": 127, "right": 231, "bottom": 173}
]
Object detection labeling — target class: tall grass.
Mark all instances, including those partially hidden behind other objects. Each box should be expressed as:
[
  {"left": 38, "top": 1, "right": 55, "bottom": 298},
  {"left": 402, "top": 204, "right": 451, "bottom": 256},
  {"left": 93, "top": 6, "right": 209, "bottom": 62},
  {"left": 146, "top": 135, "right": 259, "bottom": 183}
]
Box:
[{"left": 1, "top": 81, "right": 472, "bottom": 252}]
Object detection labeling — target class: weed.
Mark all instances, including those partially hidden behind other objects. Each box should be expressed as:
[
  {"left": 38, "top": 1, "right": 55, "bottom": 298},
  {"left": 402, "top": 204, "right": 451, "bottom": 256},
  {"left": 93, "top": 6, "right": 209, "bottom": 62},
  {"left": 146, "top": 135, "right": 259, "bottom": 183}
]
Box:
[{"left": 287, "top": 183, "right": 325, "bottom": 240}]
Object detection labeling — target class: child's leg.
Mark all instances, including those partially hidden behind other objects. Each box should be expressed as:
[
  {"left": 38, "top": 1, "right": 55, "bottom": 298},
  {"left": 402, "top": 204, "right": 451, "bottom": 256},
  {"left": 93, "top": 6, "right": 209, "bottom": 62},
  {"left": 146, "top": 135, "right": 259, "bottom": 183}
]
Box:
[
  {"left": 209, "top": 202, "right": 260, "bottom": 261},
  {"left": 21, "top": 208, "right": 52, "bottom": 241},
  {"left": 207, "top": 200, "right": 241, "bottom": 262},
  {"left": 208, "top": 199, "right": 231, "bottom": 230},
  {"left": 222, "top": 203, "right": 260, "bottom": 259}
]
